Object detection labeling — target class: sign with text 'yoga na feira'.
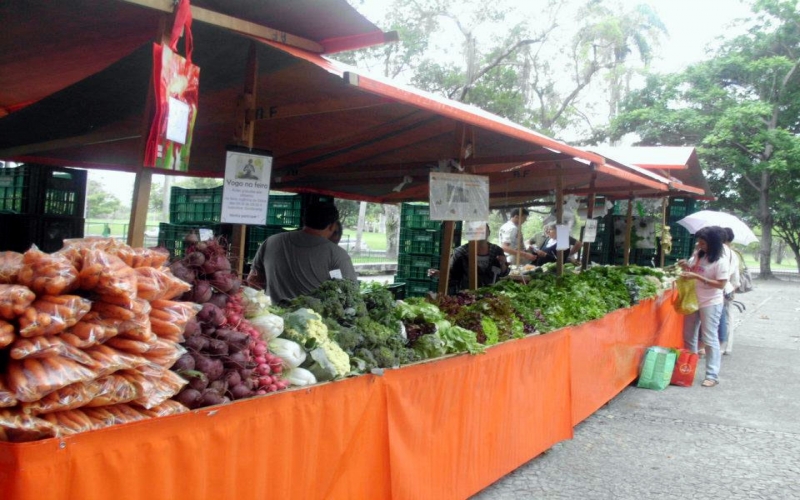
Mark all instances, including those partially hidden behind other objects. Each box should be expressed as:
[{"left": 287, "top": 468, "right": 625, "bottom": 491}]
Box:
[
  {"left": 221, "top": 148, "right": 273, "bottom": 225},
  {"left": 429, "top": 172, "right": 489, "bottom": 221}
]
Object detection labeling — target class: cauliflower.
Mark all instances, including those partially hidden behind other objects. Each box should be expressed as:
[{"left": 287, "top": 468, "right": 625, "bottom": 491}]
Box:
[{"left": 281, "top": 308, "right": 350, "bottom": 379}]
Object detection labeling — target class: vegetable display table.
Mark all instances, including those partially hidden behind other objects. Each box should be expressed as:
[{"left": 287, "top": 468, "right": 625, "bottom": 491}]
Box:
[{"left": 0, "top": 291, "right": 681, "bottom": 500}]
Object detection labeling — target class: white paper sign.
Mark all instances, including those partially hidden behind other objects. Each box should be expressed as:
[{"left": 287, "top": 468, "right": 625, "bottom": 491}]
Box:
[
  {"left": 582, "top": 219, "right": 598, "bottom": 243},
  {"left": 429, "top": 172, "right": 489, "bottom": 221},
  {"left": 221, "top": 150, "right": 273, "bottom": 225},
  {"left": 556, "top": 224, "right": 570, "bottom": 251},
  {"left": 165, "top": 97, "right": 190, "bottom": 144},
  {"left": 464, "top": 221, "right": 487, "bottom": 241}
]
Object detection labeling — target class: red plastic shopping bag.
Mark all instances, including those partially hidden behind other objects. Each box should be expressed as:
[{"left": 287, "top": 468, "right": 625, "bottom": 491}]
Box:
[
  {"left": 670, "top": 349, "right": 699, "bottom": 387},
  {"left": 144, "top": 0, "right": 200, "bottom": 171}
]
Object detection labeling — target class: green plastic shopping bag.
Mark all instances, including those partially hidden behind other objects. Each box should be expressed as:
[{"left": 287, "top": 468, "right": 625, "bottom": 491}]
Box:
[
  {"left": 674, "top": 276, "right": 699, "bottom": 315},
  {"left": 637, "top": 346, "right": 678, "bottom": 391}
]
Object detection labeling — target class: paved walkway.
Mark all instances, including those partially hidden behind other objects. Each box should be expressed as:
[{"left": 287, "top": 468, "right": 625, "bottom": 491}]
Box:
[{"left": 473, "top": 278, "right": 800, "bottom": 500}]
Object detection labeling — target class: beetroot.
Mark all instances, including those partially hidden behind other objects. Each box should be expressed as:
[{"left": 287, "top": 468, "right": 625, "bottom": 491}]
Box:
[
  {"left": 224, "top": 351, "right": 250, "bottom": 369},
  {"left": 185, "top": 335, "right": 209, "bottom": 353},
  {"left": 199, "top": 389, "right": 226, "bottom": 407},
  {"left": 188, "top": 375, "right": 209, "bottom": 392},
  {"left": 209, "top": 379, "right": 228, "bottom": 394},
  {"left": 206, "top": 338, "right": 229, "bottom": 356},
  {"left": 175, "top": 388, "right": 202, "bottom": 409},
  {"left": 172, "top": 353, "right": 196, "bottom": 371},
  {"left": 198, "top": 302, "right": 225, "bottom": 327},
  {"left": 169, "top": 261, "right": 196, "bottom": 284},
  {"left": 194, "top": 354, "right": 224, "bottom": 381},
  {"left": 229, "top": 384, "right": 252, "bottom": 400},
  {"left": 210, "top": 271, "right": 236, "bottom": 293},
  {"left": 202, "top": 254, "right": 232, "bottom": 275},
  {"left": 184, "top": 319, "right": 201, "bottom": 337},
  {"left": 185, "top": 251, "right": 206, "bottom": 268},
  {"left": 208, "top": 292, "right": 229, "bottom": 309},
  {"left": 190, "top": 280, "right": 213, "bottom": 304},
  {"left": 215, "top": 329, "right": 250, "bottom": 347},
  {"left": 224, "top": 370, "right": 242, "bottom": 387}
]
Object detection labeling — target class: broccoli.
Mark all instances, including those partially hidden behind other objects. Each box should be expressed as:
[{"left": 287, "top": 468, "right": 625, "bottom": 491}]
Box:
[
  {"left": 353, "top": 347, "right": 378, "bottom": 371},
  {"left": 372, "top": 345, "right": 398, "bottom": 368},
  {"left": 361, "top": 283, "right": 397, "bottom": 326},
  {"left": 330, "top": 326, "right": 364, "bottom": 354}
]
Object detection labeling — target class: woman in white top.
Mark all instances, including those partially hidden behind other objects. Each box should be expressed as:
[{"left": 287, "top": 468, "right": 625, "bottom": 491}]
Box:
[
  {"left": 717, "top": 227, "right": 740, "bottom": 354},
  {"left": 678, "top": 226, "right": 730, "bottom": 387}
]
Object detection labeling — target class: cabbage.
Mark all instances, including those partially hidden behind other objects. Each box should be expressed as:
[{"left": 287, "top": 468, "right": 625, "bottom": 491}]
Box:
[
  {"left": 285, "top": 367, "right": 317, "bottom": 387},
  {"left": 249, "top": 313, "right": 284, "bottom": 341},
  {"left": 269, "top": 338, "right": 306, "bottom": 368}
]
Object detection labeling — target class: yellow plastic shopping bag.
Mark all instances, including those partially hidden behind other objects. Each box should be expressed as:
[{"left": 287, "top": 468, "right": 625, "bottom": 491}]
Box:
[{"left": 674, "top": 276, "right": 699, "bottom": 315}]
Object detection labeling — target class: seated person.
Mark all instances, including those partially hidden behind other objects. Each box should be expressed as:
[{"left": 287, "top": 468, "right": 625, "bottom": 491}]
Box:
[
  {"left": 447, "top": 225, "right": 509, "bottom": 293},
  {"left": 533, "top": 223, "right": 582, "bottom": 265}
]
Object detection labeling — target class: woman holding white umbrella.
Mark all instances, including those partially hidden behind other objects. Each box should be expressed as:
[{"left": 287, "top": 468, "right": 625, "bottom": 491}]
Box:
[{"left": 678, "top": 226, "right": 730, "bottom": 387}]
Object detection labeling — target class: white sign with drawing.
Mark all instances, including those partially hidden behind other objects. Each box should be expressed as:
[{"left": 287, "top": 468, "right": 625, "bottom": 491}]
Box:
[
  {"left": 429, "top": 172, "right": 489, "bottom": 221},
  {"left": 221, "top": 150, "right": 273, "bottom": 225},
  {"left": 582, "top": 219, "right": 598, "bottom": 243}
]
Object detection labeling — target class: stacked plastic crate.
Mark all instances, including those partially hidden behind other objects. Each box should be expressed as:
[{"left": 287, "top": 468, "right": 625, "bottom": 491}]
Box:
[
  {"left": 0, "top": 164, "right": 86, "bottom": 253},
  {"left": 665, "top": 198, "right": 697, "bottom": 263},
  {"left": 395, "top": 203, "right": 461, "bottom": 298},
  {"left": 160, "top": 186, "right": 232, "bottom": 259}
]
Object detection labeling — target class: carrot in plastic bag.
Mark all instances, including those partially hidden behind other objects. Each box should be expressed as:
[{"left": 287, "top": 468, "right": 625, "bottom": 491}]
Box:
[
  {"left": 18, "top": 295, "right": 92, "bottom": 337},
  {"left": 10, "top": 335, "right": 94, "bottom": 365},
  {"left": 0, "top": 284, "right": 35, "bottom": 319},
  {"left": 91, "top": 300, "right": 136, "bottom": 322},
  {"left": 150, "top": 299, "right": 201, "bottom": 326},
  {"left": 0, "top": 408, "right": 60, "bottom": 442},
  {"left": 83, "top": 403, "right": 147, "bottom": 426},
  {"left": 21, "top": 382, "right": 101, "bottom": 415},
  {"left": 116, "top": 369, "right": 156, "bottom": 398},
  {"left": 0, "top": 251, "right": 24, "bottom": 284},
  {"left": 99, "top": 295, "right": 151, "bottom": 316},
  {"left": 6, "top": 356, "right": 98, "bottom": 403},
  {"left": 115, "top": 246, "right": 169, "bottom": 269},
  {"left": 135, "top": 366, "right": 188, "bottom": 409},
  {"left": 41, "top": 408, "right": 96, "bottom": 436},
  {"left": 84, "top": 344, "right": 149, "bottom": 378},
  {"left": 84, "top": 373, "right": 143, "bottom": 407},
  {"left": 136, "top": 399, "right": 189, "bottom": 418},
  {"left": 141, "top": 339, "right": 187, "bottom": 368},
  {"left": 117, "top": 314, "right": 156, "bottom": 343},
  {"left": 149, "top": 317, "right": 185, "bottom": 342},
  {"left": 135, "top": 267, "right": 191, "bottom": 301},
  {"left": 0, "top": 319, "right": 14, "bottom": 348},
  {"left": 0, "top": 376, "right": 19, "bottom": 408},
  {"left": 17, "top": 247, "right": 79, "bottom": 296},
  {"left": 104, "top": 337, "right": 153, "bottom": 354},
  {"left": 61, "top": 312, "right": 121, "bottom": 349},
  {"left": 78, "top": 249, "right": 138, "bottom": 299}
]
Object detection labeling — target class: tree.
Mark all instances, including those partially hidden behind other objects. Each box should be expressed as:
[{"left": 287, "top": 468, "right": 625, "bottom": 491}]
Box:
[
  {"left": 608, "top": 0, "right": 800, "bottom": 277},
  {"left": 86, "top": 179, "right": 122, "bottom": 219}
]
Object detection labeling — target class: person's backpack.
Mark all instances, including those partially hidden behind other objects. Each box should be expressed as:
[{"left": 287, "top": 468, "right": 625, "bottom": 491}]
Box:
[{"left": 733, "top": 248, "right": 754, "bottom": 293}]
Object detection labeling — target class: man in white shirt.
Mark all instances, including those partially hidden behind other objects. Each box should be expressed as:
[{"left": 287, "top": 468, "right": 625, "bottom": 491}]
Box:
[{"left": 498, "top": 209, "right": 536, "bottom": 265}]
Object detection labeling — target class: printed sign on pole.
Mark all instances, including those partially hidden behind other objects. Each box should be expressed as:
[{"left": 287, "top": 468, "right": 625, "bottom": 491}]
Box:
[
  {"left": 429, "top": 172, "right": 489, "bottom": 221},
  {"left": 221, "top": 148, "right": 273, "bottom": 225},
  {"left": 582, "top": 219, "right": 598, "bottom": 243},
  {"left": 463, "top": 221, "right": 488, "bottom": 241}
]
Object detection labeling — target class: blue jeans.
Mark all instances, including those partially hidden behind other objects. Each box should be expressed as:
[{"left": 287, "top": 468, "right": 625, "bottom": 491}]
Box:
[
  {"left": 683, "top": 303, "right": 723, "bottom": 381},
  {"left": 717, "top": 299, "right": 730, "bottom": 343}
]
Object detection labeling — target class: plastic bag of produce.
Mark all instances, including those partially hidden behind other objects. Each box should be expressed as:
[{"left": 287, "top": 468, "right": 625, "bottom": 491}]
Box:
[
  {"left": 18, "top": 295, "right": 92, "bottom": 337},
  {"left": 0, "top": 320, "right": 14, "bottom": 348},
  {"left": 0, "top": 284, "right": 35, "bottom": 320},
  {"left": 61, "top": 312, "right": 122, "bottom": 349},
  {"left": 135, "top": 267, "right": 192, "bottom": 301},
  {"left": 114, "top": 245, "right": 169, "bottom": 269},
  {"left": 149, "top": 299, "right": 202, "bottom": 341},
  {"left": 0, "top": 251, "right": 23, "bottom": 284},
  {"left": 21, "top": 382, "right": 102, "bottom": 415},
  {"left": 1, "top": 408, "right": 59, "bottom": 442},
  {"left": 41, "top": 408, "right": 98, "bottom": 435},
  {"left": 140, "top": 339, "right": 187, "bottom": 367},
  {"left": 6, "top": 357, "right": 98, "bottom": 403},
  {"left": 104, "top": 337, "right": 153, "bottom": 354},
  {"left": 0, "top": 377, "right": 18, "bottom": 408},
  {"left": 84, "top": 344, "right": 149, "bottom": 378},
  {"left": 138, "top": 400, "right": 189, "bottom": 418},
  {"left": 674, "top": 276, "right": 699, "bottom": 315},
  {"left": 10, "top": 335, "right": 94, "bottom": 365},
  {"left": 134, "top": 368, "right": 188, "bottom": 409},
  {"left": 84, "top": 374, "right": 143, "bottom": 407},
  {"left": 17, "top": 247, "right": 79, "bottom": 296}
]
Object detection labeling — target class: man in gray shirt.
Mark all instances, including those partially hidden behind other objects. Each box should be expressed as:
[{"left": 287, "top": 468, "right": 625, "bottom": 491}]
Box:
[{"left": 248, "top": 202, "right": 357, "bottom": 303}]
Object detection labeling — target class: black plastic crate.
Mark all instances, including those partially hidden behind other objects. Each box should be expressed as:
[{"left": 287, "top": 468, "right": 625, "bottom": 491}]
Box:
[
  {"left": 399, "top": 228, "right": 442, "bottom": 256},
  {"left": 0, "top": 165, "right": 86, "bottom": 216},
  {"left": 245, "top": 225, "right": 290, "bottom": 263},
  {"left": 0, "top": 213, "right": 84, "bottom": 253},
  {"left": 169, "top": 186, "right": 223, "bottom": 224},
  {"left": 400, "top": 203, "right": 441, "bottom": 231},
  {"left": 157, "top": 222, "right": 233, "bottom": 259},
  {"left": 267, "top": 194, "right": 303, "bottom": 226}
]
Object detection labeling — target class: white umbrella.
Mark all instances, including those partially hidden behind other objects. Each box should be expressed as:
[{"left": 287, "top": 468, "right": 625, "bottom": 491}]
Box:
[{"left": 676, "top": 210, "right": 759, "bottom": 245}]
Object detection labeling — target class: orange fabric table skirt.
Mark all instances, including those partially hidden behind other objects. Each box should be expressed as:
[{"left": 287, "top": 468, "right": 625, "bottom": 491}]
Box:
[{"left": 0, "top": 291, "right": 682, "bottom": 500}]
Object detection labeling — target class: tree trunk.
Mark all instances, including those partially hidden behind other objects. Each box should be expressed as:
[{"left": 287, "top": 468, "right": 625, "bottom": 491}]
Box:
[
  {"left": 758, "top": 170, "right": 774, "bottom": 278},
  {"left": 355, "top": 201, "right": 367, "bottom": 256},
  {"left": 384, "top": 205, "right": 400, "bottom": 258},
  {"left": 775, "top": 239, "right": 785, "bottom": 264}
]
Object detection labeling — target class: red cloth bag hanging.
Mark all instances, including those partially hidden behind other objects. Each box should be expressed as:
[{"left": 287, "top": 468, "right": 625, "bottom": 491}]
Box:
[
  {"left": 670, "top": 349, "right": 699, "bottom": 387},
  {"left": 144, "top": 0, "right": 200, "bottom": 171}
]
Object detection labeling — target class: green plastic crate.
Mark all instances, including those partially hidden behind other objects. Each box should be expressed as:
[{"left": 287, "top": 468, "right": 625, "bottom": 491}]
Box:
[
  {"left": 0, "top": 167, "right": 32, "bottom": 213},
  {"left": 267, "top": 194, "right": 303, "bottom": 226},
  {"left": 169, "top": 186, "right": 224, "bottom": 224},
  {"left": 397, "top": 254, "right": 440, "bottom": 281},
  {"left": 400, "top": 203, "right": 441, "bottom": 231},
  {"left": 402, "top": 278, "right": 439, "bottom": 298},
  {"left": 399, "top": 228, "right": 442, "bottom": 256},
  {"left": 0, "top": 165, "right": 86, "bottom": 216}
]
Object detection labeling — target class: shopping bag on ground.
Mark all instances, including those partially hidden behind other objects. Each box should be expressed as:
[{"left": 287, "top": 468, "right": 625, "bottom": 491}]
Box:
[
  {"left": 670, "top": 349, "right": 698, "bottom": 387},
  {"left": 637, "top": 346, "right": 677, "bottom": 391},
  {"left": 674, "top": 276, "right": 699, "bottom": 315}
]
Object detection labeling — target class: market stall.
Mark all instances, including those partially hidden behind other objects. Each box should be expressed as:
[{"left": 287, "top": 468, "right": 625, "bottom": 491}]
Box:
[{"left": 0, "top": 2, "right": 705, "bottom": 499}]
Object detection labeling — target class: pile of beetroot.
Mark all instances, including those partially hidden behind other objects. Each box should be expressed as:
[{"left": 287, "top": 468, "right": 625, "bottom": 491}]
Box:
[{"left": 168, "top": 239, "right": 288, "bottom": 409}]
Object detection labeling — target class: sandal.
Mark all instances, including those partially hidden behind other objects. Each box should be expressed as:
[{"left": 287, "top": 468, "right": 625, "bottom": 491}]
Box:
[{"left": 701, "top": 379, "right": 719, "bottom": 387}]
